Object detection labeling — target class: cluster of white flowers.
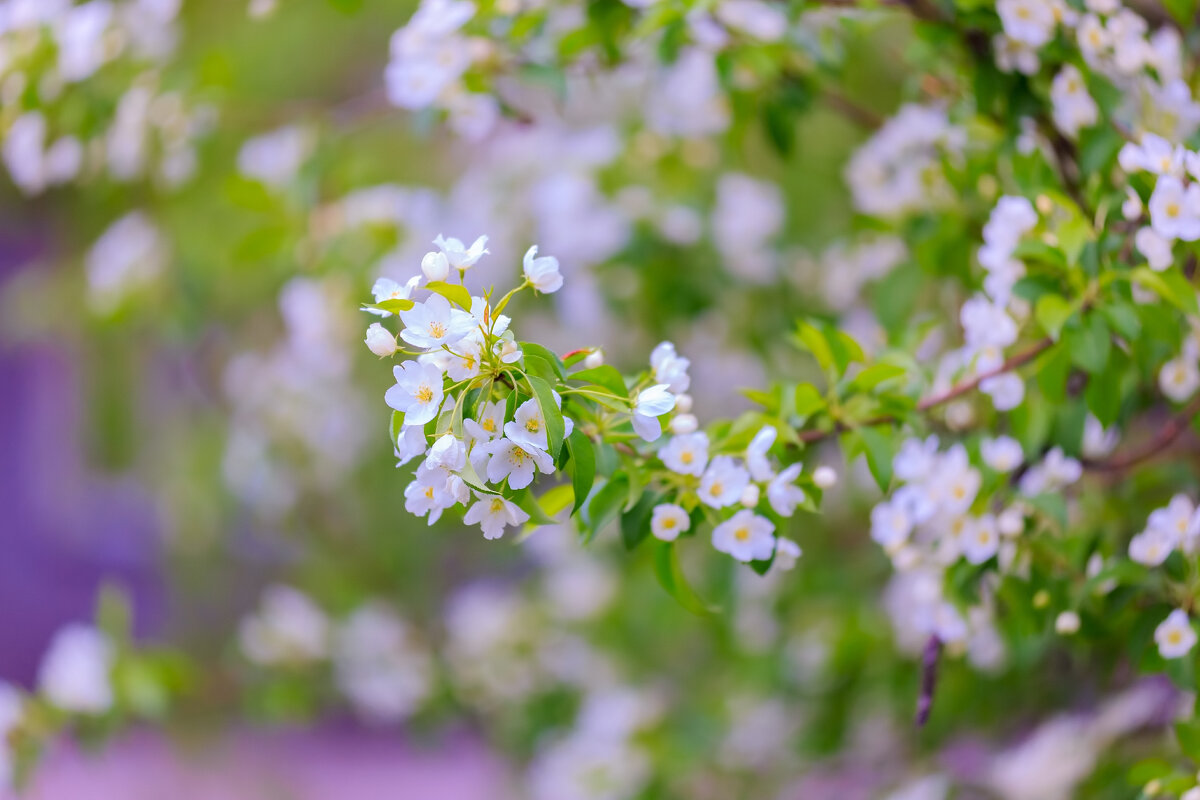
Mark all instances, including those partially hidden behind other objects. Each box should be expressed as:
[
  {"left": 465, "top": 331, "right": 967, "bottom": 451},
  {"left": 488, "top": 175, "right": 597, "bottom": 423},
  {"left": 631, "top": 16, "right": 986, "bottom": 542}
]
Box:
[
  {"left": 527, "top": 686, "right": 657, "bottom": 800},
  {"left": 844, "top": 104, "right": 963, "bottom": 218},
  {"left": 651, "top": 422, "right": 804, "bottom": 568},
  {"left": 239, "top": 586, "right": 433, "bottom": 723},
  {"left": 867, "top": 434, "right": 1085, "bottom": 665},
  {"left": 85, "top": 210, "right": 169, "bottom": 314},
  {"left": 384, "top": 0, "right": 498, "bottom": 140},
  {"left": 872, "top": 436, "right": 1015, "bottom": 570},
  {"left": 810, "top": 235, "right": 907, "bottom": 313},
  {"left": 1119, "top": 495, "right": 1200, "bottom": 660},
  {"left": 0, "top": 0, "right": 215, "bottom": 195},
  {"left": 223, "top": 277, "right": 371, "bottom": 518},
  {"left": 995, "top": 0, "right": 1197, "bottom": 141},
  {"left": 932, "top": 196, "right": 1038, "bottom": 412},
  {"left": 371, "top": 234, "right": 614, "bottom": 541}
]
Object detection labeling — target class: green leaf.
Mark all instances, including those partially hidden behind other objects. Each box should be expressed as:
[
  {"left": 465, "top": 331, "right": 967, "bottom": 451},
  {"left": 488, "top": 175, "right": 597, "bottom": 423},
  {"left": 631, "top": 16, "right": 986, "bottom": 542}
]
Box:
[
  {"left": 849, "top": 363, "right": 906, "bottom": 392},
  {"left": 859, "top": 426, "right": 894, "bottom": 493},
  {"left": 528, "top": 375, "right": 566, "bottom": 458},
  {"left": 586, "top": 475, "right": 628, "bottom": 541},
  {"left": 1100, "top": 302, "right": 1141, "bottom": 341},
  {"left": 620, "top": 492, "right": 658, "bottom": 551},
  {"left": 1175, "top": 719, "right": 1200, "bottom": 761},
  {"left": 1132, "top": 267, "right": 1199, "bottom": 315},
  {"left": 566, "top": 430, "right": 596, "bottom": 515},
  {"left": 521, "top": 343, "right": 567, "bottom": 380},
  {"left": 424, "top": 280, "right": 473, "bottom": 310},
  {"left": 513, "top": 488, "right": 559, "bottom": 527},
  {"left": 652, "top": 542, "right": 714, "bottom": 615},
  {"left": 1034, "top": 294, "right": 1074, "bottom": 340},
  {"left": 1064, "top": 314, "right": 1110, "bottom": 374},
  {"left": 1161, "top": 0, "right": 1198, "bottom": 27},
  {"left": 795, "top": 321, "right": 836, "bottom": 375},
  {"left": 523, "top": 354, "right": 558, "bottom": 385},
  {"left": 569, "top": 365, "right": 628, "bottom": 398},
  {"left": 794, "top": 383, "right": 826, "bottom": 419},
  {"left": 390, "top": 410, "right": 405, "bottom": 447},
  {"left": 362, "top": 298, "right": 415, "bottom": 315}
]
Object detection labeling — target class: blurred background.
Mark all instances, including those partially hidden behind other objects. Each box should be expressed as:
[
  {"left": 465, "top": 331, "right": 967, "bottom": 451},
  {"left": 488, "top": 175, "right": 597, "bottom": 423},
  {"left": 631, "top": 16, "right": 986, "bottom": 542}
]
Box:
[{"left": 0, "top": 0, "right": 1180, "bottom": 798}]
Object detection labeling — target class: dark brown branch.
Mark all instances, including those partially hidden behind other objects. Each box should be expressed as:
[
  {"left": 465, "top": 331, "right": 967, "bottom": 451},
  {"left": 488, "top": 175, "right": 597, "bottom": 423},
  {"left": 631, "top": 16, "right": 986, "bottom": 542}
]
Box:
[
  {"left": 795, "top": 337, "right": 1054, "bottom": 444},
  {"left": 1084, "top": 394, "right": 1200, "bottom": 472}
]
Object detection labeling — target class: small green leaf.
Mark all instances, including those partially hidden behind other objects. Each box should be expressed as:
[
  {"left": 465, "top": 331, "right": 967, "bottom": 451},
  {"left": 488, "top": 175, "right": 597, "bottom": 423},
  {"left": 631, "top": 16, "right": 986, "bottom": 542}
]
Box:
[
  {"left": 1064, "top": 314, "right": 1110, "bottom": 374},
  {"left": 424, "top": 281, "right": 473, "bottom": 310},
  {"left": 566, "top": 430, "right": 596, "bottom": 515},
  {"left": 652, "top": 542, "right": 714, "bottom": 615},
  {"left": 794, "top": 321, "right": 836, "bottom": 374},
  {"left": 620, "top": 492, "right": 658, "bottom": 551},
  {"left": 586, "top": 475, "right": 628, "bottom": 541},
  {"left": 1132, "top": 267, "right": 1200, "bottom": 315},
  {"left": 849, "top": 363, "right": 906, "bottom": 392},
  {"left": 859, "top": 426, "right": 894, "bottom": 493},
  {"left": 1034, "top": 294, "right": 1074, "bottom": 340},
  {"left": 521, "top": 343, "right": 567, "bottom": 380},
  {"left": 390, "top": 410, "right": 405, "bottom": 446},
  {"left": 794, "top": 383, "right": 826, "bottom": 419},
  {"left": 528, "top": 375, "right": 566, "bottom": 458},
  {"left": 569, "top": 365, "right": 629, "bottom": 398},
  {"left": 1176, "top": 719, "right": 1200, "bottom": 761},
  {"left": 362, "top": 298, "right": 415, "bottom": 314}
]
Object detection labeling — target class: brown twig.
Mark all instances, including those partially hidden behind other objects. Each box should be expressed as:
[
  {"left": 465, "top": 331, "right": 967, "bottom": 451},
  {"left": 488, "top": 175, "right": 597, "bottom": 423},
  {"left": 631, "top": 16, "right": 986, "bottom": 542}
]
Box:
[
  {"left": 1084, "top": 394, "right": 1200, "bottom": 472},
  {"left": 795, "top": 337, "right": 1054, "bottom": 444}
]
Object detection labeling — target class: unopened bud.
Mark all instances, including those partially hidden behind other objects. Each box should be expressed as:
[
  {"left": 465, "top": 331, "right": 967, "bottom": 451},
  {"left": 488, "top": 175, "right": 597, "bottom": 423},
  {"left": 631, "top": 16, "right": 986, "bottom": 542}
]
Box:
[
  {"left": 1033, "top": 589, "right": 1050, "bottom": 609},
  {"left": 1055, "top": 611, "right": 1080, "bottom": 635},
  {"left": 669, "top": 413, "right": 698, "bottom": 435},
  {"left": 421, "top": 251, "right": 450, "bottom": 282},
  {"left": 812, "top": 466, "right": 837, "bottom": 489},
  {"left": 675, "top": 393, "right": 693, "bottom": 414},
  {"left": 364, "top": 323, "right": 398, "bottom": 357},
  {"left": 584, "top": 349, "right": 604, "bottom": 369},
  {"left": 740, "top": 485, "right": 760, "bottom": 508}
]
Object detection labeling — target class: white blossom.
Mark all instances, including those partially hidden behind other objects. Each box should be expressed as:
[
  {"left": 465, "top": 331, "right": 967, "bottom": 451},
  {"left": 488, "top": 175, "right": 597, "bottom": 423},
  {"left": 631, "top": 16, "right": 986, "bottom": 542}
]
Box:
[
  {"left": 659, "top": 432, "right": 708, "bottom": 477},
  {"left": 1155, "top": 609, "right": 1197, "bottom": 659},
  {"left": 698, "top": 456, "right": 751, "bottom": 509},
  {"left": 37, "top": 624, "right": 115, "bottom": 714},
  {"left": 463, "top": 493, "right": 530, "bottom": 539},
  {"left": 632, "top": 384, "right": 676, "bottom": 442},
  {"left": 523, "top": 245, "right": 563, "bottom": 293},
  {"left": 712, "top": 509, "right": 776, "bottom": 562},
  {"left": 385, "top": 361, "right": 445, "bottom": 425},
  {"left": 651, "top": 503, "right": 690, "bottom": 541}
]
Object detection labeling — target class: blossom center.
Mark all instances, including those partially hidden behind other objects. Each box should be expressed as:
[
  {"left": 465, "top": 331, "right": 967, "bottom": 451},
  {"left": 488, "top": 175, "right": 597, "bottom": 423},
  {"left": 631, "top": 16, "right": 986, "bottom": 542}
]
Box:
[
  {"left": 733, "top": 527, "right": 750, "bottom": 541},
  {"left": 417, "top": 385, "right": 434, "bottom": 403},
  {"left": 681, "top": 452, "right": 694, "bottom": 464},
  {"left": 429, "top": 321, "right": 447, "bottom": 339}
]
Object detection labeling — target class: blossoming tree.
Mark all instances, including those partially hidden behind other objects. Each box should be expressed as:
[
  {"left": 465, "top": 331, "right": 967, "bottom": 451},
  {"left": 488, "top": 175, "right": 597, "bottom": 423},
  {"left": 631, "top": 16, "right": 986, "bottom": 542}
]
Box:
[{"left": 6, "top": 0, "right": 1200, "bottom": 797}]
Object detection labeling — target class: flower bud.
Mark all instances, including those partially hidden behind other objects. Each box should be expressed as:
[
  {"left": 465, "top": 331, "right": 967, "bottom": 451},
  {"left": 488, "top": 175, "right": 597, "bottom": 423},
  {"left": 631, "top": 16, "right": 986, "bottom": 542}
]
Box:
[
  {"left": 740, "top": 484, "right": 760, "bottom": 508},
  {"left": 669, "top": 413, "right": 698, "bottom": 435},
  {"left": 1055, "top": 611, "right": 1080, "bottom": 635},
  {"left": 584, "top": 349, "right": 604, "bottom": 369},
  {"left": 364, "top": 322, "right": 398, "bottom": 357},
  {"left": 997, "top": 508, "right": 1024, "bottom": 537},
  {"left": 812, "top": 466, "right": 837, "bottom": 489},
  {"left": 421, "top": 251, "right": 450, "bottom": 282},
  {"left": 674, "top": 393, "right": 693, "bottom": 414},
  {"left": 1032, "top": 589, "right": 1050, "bottom": 609}
]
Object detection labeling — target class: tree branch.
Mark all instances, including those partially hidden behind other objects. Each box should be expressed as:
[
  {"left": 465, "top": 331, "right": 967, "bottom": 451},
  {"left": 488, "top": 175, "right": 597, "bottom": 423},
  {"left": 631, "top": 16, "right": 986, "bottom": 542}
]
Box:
[
  {"left": 1084, "top": 394, "right": 1200, "bottom": 472},
  {"left": 795, "top": 337, "right": 1054, "bottom": 444}
]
